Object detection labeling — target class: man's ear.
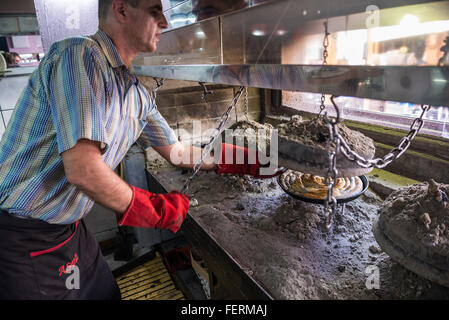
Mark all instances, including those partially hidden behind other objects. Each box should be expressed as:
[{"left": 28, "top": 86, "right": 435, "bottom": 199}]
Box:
[{"left": 111, "top": 0, "right": 128, "bottom": 23}]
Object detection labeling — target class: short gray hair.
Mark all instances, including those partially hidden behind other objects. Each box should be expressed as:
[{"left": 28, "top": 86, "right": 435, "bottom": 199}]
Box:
[{"left": 98, "top": 0, "right": 140, "bottom": 22}]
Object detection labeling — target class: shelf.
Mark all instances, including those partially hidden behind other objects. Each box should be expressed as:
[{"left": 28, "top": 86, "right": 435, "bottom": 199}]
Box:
[{"left": 134, "top": 64, "right": 449, "bottom": 107}]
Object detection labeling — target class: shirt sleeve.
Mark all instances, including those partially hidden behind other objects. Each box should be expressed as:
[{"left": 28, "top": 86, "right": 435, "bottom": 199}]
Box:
[
  {"left": 137, "top": 98, "right": 178, "bottom": 150},
  {"left": 46, "top": 42, "right": 108, "bottom": 155}
]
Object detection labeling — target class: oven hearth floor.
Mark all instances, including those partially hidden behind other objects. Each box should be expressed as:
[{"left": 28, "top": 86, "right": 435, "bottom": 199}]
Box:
[{"left": 150, "top": 164, "right": 449, "bottom": 300}]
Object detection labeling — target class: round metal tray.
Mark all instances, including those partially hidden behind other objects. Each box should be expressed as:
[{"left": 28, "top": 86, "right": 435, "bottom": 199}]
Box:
[{"left": 278, "top": 172, "right": 369, "bottom": 205}]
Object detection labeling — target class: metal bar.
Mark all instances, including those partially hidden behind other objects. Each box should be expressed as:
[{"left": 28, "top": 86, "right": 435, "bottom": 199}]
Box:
[{"left": 134, "top": 64, "right": 449, "bottom": 107}]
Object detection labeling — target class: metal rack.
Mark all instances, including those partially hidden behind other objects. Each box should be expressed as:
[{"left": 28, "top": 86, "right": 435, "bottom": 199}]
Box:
[{"left": 134, "top": 64, "right": 449, "bottom": 107}]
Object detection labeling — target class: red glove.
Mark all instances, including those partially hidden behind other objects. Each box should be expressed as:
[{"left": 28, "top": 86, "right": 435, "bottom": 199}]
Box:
[
  {"left": 216, "top": 143, "right": 283, "bottom": 179},
  {"left": 118, "top": 186, "right": 190, "bottom": 233}
]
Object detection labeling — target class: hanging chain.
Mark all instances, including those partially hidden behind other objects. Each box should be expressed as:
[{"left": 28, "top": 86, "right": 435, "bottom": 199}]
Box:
[
  {"left": 322, "top": 21, "right": 330, "bottom": 65},
  {"left": 181, "top": 86, "right": 245, "bottom": 194},
  {"left": 318, "top": 21, "right": 330, "bottom": 117},
  {"left": 338, "top": 104, "right": 431, "bottom": 169},
  {"left": 323, "top": 97, "right": 430, "bottom": 229},
  {"left": 320, "top": 25, "right": 449, "bottom": 229},
  {"left": 318, "top": 94, "right": 327, "bottom": 117},
  {"left": 199, "top": 82, "right": 213, "bottom": 100},
  {"left": 244, "top": 86, "right": 249, "bottom": 121},
  {"left": 324, "top": 35, "right": 445, "bottom": 175},
  {"left": 323, "top": 113, "right": 339, "bottom": 230}
]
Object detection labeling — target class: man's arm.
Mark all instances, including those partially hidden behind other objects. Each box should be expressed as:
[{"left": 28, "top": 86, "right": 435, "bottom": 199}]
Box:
[
  {"left": 152, "top": 141, "right": 217, "bottom": 171},
  {"left": 61, "top": 139, "right": 132, "bottom": 216},
  {"left": 62, "top": 139, "right": 190, "bottom": 233},
  {"left": 152, "top": 141, "right": 282, "bottom": 178}
]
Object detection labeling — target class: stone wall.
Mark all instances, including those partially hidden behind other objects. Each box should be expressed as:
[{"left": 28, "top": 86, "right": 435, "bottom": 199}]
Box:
[{"left": 138, "top": 77, "right": 262, "bottom": 144}]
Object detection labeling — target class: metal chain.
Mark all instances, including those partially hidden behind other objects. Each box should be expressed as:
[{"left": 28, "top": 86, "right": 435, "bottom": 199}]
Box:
[
  {"left": 324, "top": 114, "right": 339, "bottom": 230},
  {"left": 318, "top": 94, "right": 327, "bottom": 117},
  {"left": 320, "top": 28, "right": 447, "bottom": 229},
  {"left": 322, "top": 34, "right": 444, "bottom": 222},
  {"left": 322, "top": 101, "right": 430, "bottom": 229},
  {"left": 338, "top": 104, "right": 430, "bottom": 169},
  {"left": 181, "top": 86, "right": 245, "bottom": 194},
  {"left": 199, "top": 82, "right": 213, "bottom": 100},
  {"left": 244, "top": 86, "right": 249, "bottom": 121},
  {"left": 318, "top": 21, "right": 330, "bottom": 117},
  {"left": 322, "top": 21, "right": 330, "bottom": 66}
]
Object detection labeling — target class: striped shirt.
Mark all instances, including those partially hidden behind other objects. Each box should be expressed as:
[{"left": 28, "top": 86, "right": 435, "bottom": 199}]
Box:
[{"left": 0, "top": 29, "right": 177, "bottom": 224}]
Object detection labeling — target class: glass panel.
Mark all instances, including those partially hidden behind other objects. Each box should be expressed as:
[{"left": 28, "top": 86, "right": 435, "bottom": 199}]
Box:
[
  {"left": 149, "top": 1, "right": 449, "bottom": 66},
  {"left": 164, "top": 0, "right": 196, "bottom": 30},
  {"left": 17, "top": 16, "right": 39, "bottom": 33},
  {"left": 221, "top": 0, "right": 291, "bottom": 64},
  {"left": 133, "top": 18, "right": 221, "bottom": 66},
  {"left": 443, "top": 120, "right": 449, "bottom": 139},
  {"left": 220, "top": 0, "right": 449, "bottom": 65},
  {"left": 162, "top": 0, "right": 276, "bottom": 33},
  {"left": 283, "top": 91, "right": 449, "bottom": 137},
  {"left": 279, "top": 1, "right": 449, "bottom": 136},
  {"left": 0, "top": 17, "right": 19, "bottom": 34},
  {"left": 137, "top": 0, "right": 449, "bottom": 134}
]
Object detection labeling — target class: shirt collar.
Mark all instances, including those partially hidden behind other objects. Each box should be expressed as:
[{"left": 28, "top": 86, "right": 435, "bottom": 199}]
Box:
[
  {"left": 91, "top": 29, "right": 139, "bottom": 86},
  {"left": 91, "top": 29, "right": 124, "bottom": 69}
]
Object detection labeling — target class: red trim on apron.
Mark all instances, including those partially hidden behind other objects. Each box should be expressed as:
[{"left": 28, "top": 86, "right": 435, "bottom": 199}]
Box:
[{"left": 29, "top": 221, "right": 79, "bottom": 258}]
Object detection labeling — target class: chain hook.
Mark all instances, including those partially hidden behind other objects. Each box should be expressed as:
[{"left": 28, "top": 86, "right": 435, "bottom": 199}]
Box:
[
  {"left": 153, "top": 77, "right": 164, "bottom": 90},
  {"left": 199, "top": 82, "right": 213, "bottom": 100},
  {"left": 322, "top": 21, "right": 330, "bottom": 63},
  {"left": 317, "top": 20, "right": 330, "bottom": 117},
  {"left": 244, "top": 87, "right": 249, "bottom": 121},
  {"left": 324, "top": 95, "right": 341, "bottom": 125}
]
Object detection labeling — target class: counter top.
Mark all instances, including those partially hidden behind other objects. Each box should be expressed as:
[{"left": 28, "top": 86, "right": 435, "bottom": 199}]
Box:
[{"left": 0, "top": 66, "right": 36, "bottom": 78}]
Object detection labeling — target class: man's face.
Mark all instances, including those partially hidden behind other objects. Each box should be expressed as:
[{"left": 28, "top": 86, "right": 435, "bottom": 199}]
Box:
[
  {"left": 192, "top": 0, "right": 247, "bottom": 21},
  {"left": 125, "top": 0, "right": 168, "bottom": 53}
]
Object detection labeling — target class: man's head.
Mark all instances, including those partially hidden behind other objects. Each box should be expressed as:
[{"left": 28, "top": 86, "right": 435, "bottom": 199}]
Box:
[
  {"left": 3, "top": 52, "right": 21, "bottom": 67},
  {"left": 192, "top": 0, "right": 247, "bottom": 21},
  {"left": 99, "top": 0, "right": 168, "bottom": 54},
  {"left": 11, "top": 52, "right": 21, "bottom": 64}
]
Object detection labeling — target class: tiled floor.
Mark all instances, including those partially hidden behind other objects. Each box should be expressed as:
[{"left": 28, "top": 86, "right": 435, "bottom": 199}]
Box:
[
  {"left": 115, "top": 252, "right": 185, "bottom": 300},
  {"left": 104, "top": 245, "right": 153, "bottom": 271}
]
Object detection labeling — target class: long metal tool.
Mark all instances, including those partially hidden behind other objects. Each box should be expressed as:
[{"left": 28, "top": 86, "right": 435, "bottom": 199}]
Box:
[{"left": 181, "top": 86, "right": 245, "bottom": 194}]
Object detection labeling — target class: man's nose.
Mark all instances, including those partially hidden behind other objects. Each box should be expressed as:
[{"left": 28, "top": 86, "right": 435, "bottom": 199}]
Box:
[{"left": 159, "top": 13, "right": 169, "bottom": 29}]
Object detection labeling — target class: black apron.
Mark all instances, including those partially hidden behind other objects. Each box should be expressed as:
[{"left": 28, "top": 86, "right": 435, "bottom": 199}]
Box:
[{"left": 0, "top": 210, "right": 121, "bottom": 300}]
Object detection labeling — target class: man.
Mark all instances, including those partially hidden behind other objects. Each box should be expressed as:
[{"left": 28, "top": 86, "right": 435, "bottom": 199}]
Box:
[
  {"left": 2, "top": 51, "right": 22, "bottom": 67},
  {"left": 0, "top": 0, "right": 277, "bottom": 300},
  {"left": 192, "top": 0, "right": 247, "bottom": 21}
]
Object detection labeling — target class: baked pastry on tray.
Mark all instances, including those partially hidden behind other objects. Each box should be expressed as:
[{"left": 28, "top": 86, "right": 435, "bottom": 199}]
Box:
[{"left": 279, "top": 170, "right": 363, "bottom": 200}]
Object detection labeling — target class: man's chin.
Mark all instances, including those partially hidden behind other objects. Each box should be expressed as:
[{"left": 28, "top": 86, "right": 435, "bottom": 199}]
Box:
[{"left": 141, "top": 45, "right": 157, "bottom": 53}]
